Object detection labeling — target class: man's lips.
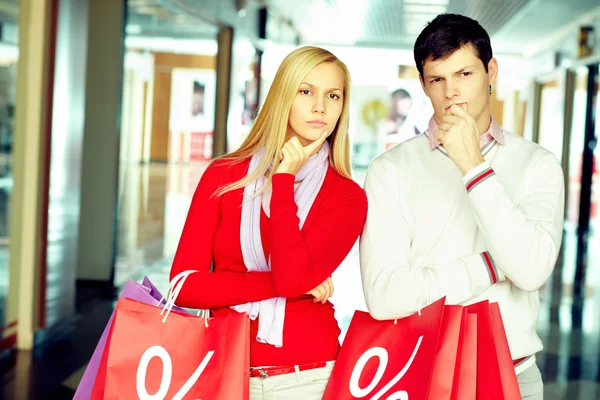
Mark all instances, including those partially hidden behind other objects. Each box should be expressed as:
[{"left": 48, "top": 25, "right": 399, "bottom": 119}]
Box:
[{"left": 445, "top": 102, "right": 466, "bottom": 111}]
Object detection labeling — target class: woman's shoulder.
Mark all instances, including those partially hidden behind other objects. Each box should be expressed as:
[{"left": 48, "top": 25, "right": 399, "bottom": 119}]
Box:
[
  {"left": 203, "top": 156, "right": 252, "bottom": 183},
  {"left": 323, "top": 167, "right": 367, "bottom": 206}
]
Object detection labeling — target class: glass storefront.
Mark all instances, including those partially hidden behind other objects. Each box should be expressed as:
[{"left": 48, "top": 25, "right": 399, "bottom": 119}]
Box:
[
  {"left": 0, "top": 0, "right": 18, "bottom": 348},
  {"left": 114, "top": 2, "right": 219, "bottom": 288}
]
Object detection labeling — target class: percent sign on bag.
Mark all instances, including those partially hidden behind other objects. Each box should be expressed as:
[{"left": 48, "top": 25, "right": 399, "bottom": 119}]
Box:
[
  {"left": 323, "top": 298, "right": 446, "bottom": 400},
  {"left": 136, "top": 346, "right": 215, "bottom": 400},
  {"left": 349, "top": 337, "right": 423, "bottom": 400}
]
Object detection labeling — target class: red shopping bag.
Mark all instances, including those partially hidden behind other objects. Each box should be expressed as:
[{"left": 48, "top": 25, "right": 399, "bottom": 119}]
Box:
[
  {"left": 452, "top": 312, "right": 477, "bottom": 400},
  {"left": 323, "top": 297, "right": 453, "bottom": 400},
  {"left": 490, "top": 302, "right": 521, "bottom": 400},
  {"left": 428, "top": 305, "right": 464, "bottom": 399},
  {"left": 91, "top": 298, "right": 250, "bottom": 400},
  {"left": 467, "top": 300, "right": 521, "bottom": 400}
]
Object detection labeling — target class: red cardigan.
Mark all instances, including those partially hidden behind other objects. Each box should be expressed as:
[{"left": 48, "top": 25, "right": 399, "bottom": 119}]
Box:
[{"left": 170, "top": 157, "right": 367, "bottom": 367}]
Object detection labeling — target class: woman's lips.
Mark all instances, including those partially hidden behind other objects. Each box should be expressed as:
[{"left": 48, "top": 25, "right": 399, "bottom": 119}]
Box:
[{"left": 307, "top": 120, "right": 327, "bottom": 128}]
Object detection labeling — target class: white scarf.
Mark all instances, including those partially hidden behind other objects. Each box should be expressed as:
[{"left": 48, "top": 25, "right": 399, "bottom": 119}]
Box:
[{"left": 231, "top": 141, "right": 330, "bottom": 346}]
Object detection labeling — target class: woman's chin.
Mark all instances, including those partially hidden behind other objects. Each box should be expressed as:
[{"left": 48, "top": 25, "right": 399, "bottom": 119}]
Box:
[{"left": 292, "top": 133, "right": 320, "bottom": 145}]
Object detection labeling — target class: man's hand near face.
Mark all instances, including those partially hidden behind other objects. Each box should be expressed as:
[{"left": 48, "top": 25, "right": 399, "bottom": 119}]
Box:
[{"left": 434, "top": 104, "right": 486, "bottom": 175}]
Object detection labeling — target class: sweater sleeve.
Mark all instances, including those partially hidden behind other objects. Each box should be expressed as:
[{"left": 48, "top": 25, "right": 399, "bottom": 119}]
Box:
[
  {"left": 268, "top": 173, "right": 368, "bottom": 298},
  {"left": 462, "top": 153, "right": 564, "bottom": 292},
  {"left": 170, "top": 161, "right": 278, "bottom": 309},
  {"left": 359, "top": 158, "right": 503, "bottom": 320}
]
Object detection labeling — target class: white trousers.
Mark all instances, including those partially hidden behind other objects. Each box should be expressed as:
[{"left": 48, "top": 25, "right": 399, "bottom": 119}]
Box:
[
  {"left": 249, "top": 361, "right": 334, "bottom": 400},
  {"left": 518, "top": 362, "right": 544, "bottom": 399}
]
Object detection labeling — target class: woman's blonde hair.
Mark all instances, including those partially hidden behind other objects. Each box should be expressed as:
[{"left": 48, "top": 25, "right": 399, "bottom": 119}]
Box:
[{"left": 216, "top": 46, "right": 352, "bottom": 196}]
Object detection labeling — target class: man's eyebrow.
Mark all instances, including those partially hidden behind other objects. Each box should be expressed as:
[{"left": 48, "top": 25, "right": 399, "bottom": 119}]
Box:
[{"left": 424, "top": 65, "right": 478, "bottom": 79}]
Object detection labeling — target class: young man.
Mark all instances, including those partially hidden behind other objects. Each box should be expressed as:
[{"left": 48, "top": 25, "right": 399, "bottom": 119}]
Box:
[{"left": 359, "top": 13, "right": 564, "bottom": 399}]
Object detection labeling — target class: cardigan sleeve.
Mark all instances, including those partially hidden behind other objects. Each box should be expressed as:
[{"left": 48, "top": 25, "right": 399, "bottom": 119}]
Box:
[{"left": 170, "top": 161, "right": 278, "bottom": 309}]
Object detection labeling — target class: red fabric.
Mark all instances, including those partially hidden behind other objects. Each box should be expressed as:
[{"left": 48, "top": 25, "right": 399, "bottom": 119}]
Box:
[{"left": 170, "top": 157, "right": 367, "bottom": 367}]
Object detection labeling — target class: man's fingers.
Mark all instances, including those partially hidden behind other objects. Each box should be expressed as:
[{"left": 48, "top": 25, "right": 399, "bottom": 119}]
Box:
[
  {"left": 434, "top": 129, "right": 446, "bottom": 141},
  {"left": 449, "top": 104, "right": 471, "bottom": 120},
  {"left": 441, "top": 115, "right": 461, "bottom": 125},
  {"left": 439, "top": 122, "right": 453, "bottom": 132}
]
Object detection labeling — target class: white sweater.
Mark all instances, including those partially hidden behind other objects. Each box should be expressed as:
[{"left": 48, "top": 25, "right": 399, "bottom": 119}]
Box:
[{"left": 359, "top": 130, "right": 565, "bottom": 374}]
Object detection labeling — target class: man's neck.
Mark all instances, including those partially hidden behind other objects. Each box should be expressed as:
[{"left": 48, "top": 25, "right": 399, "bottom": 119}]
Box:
[{"left": 475, "top": 106, "right": 493, "bottom": 135}]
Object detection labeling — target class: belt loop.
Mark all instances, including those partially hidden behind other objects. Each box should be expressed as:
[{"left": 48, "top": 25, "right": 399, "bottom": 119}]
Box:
[{"left": 294, "top": 364, "right": 301, "bottom": 380}]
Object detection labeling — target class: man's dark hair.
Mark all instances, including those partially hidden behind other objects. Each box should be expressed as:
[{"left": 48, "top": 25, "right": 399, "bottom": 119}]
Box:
[{"left": 414, "top": 13, "right": 493, "bottom": 78}]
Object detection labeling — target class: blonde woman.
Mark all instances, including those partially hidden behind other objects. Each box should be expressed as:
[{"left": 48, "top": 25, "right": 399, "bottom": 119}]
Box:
[{"left": 170, "top": 46, "right": 367, "bottom": 398}]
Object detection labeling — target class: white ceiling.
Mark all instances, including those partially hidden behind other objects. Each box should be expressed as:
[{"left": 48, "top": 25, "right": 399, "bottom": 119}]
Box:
[
  {"left": 126, "top": 0, "right": 219, "bottom": 38},
  {"left": 265, "top": 0, "right": 600, "bottom": 56},
  {"left": 124, "top": 0, "right": 600, "bottom": 57}
]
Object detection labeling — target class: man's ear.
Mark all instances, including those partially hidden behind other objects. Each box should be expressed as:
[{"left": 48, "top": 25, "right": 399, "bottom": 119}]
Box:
[{"left": 487, "top": 58, "right": 498, "bottom": 85}]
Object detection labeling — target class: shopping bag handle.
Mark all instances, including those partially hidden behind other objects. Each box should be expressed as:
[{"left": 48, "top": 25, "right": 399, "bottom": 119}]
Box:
[{"left": 159, "top": 270, "right": 210, "bottom": 327}]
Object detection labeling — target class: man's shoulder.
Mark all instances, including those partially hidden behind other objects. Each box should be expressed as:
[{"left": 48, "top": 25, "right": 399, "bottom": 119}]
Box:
[
  {"left": 501, "top": 131, "right": 562, "bottom": 168},
  {"left": 373, "top": 133, "right": 429, "bottom": 165},
  {"left": 365, "top": 134, "right": 431, "bottom": 188}
]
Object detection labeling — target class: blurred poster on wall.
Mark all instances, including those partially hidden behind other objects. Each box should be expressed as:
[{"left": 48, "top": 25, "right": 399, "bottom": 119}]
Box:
[
  {"left": 383, "top": 78, "right": 432, "bottom": 151},
  {"left": 349, "top": 85, "right": 389, "bottom": 168},
  {"left": 192, "top": 80, "right": 206, "bottom": 117},
  {"left": 170, "top": 68, "right": 216, "bottom": 132},
  {"left": 350, "top": 69, "right": 432, "bottom": 168},
  {"left": 170, "top": 68, "right": 216, "bottom": 162}
]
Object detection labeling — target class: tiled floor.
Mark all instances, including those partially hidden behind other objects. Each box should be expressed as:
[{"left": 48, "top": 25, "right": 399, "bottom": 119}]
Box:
[{"left": 1, "top": 162, "right": 599, "bottom": 399}]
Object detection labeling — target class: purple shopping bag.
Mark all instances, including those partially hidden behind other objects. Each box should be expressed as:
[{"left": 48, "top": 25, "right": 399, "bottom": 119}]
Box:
[{"left": 73, "top": 276, "right": 187, "bottom": 399}]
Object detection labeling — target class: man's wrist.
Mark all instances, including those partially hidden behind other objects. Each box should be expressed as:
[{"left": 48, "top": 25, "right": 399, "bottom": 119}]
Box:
[{"left": 458, "top": 155, "right": 485, "bottom": 176}]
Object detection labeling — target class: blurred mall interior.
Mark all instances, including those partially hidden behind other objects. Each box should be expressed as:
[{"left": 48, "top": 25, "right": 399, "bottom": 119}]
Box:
[{"left": 0, "top": 0, "right": 599, "bottom": 398}]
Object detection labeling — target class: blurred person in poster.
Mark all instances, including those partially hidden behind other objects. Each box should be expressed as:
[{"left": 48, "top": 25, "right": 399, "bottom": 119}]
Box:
[
  {"left": 192, "top": 80, "right": 205, "bottom": 116},
  {"left": 387, "top": 88, "right": 421, "bottom": 136},
  {"left": 385, "top": 88, "right": 421, "bottom": 150}
]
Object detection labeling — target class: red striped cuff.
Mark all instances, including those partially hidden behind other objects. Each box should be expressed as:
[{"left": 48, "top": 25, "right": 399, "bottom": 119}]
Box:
[
  {"left": 465, "top": 166, "right": 495, "bottom": 192},
  {"left": 481, "top": 251, "right": 501, "bottom": 284}
]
